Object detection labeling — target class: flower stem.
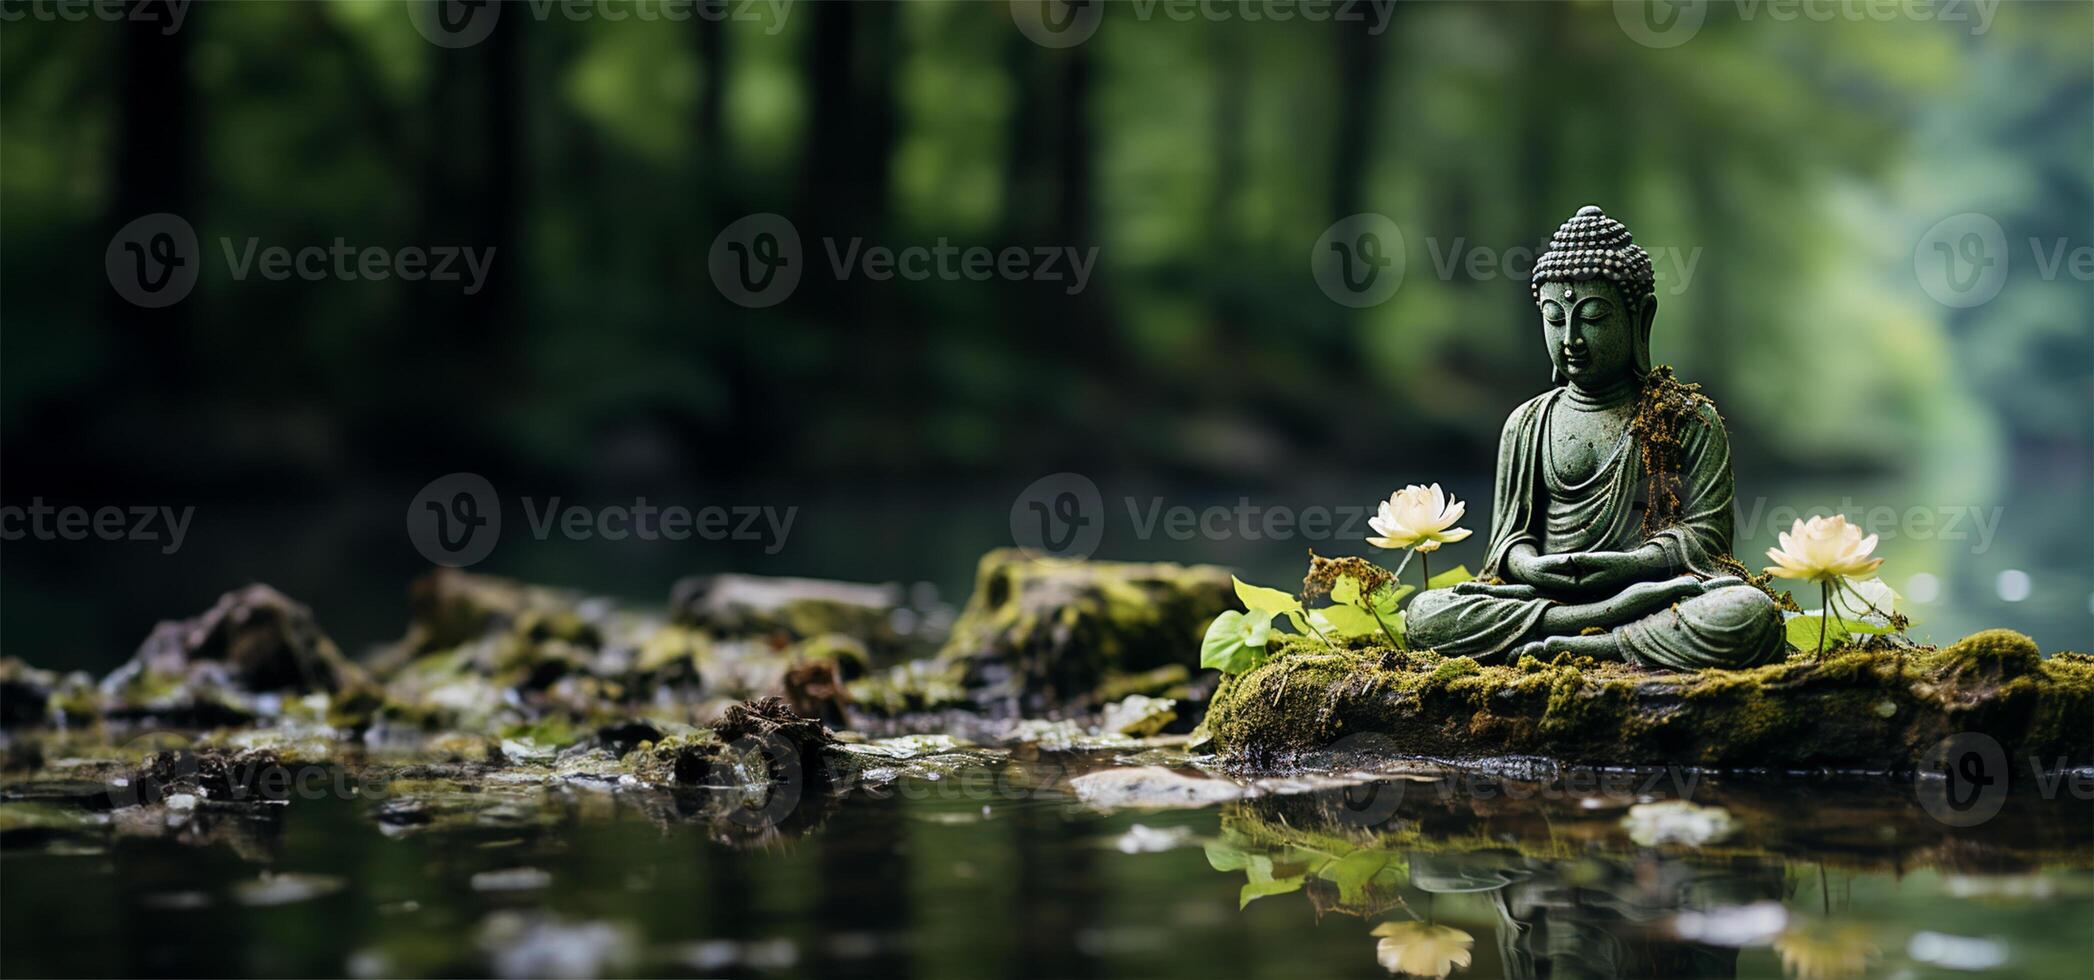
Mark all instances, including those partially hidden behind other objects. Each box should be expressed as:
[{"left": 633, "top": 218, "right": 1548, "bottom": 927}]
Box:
[
  {"left": 1816, "top": 580, "right": 1830, "bottom": 659},
  {"left": 1300, "top": 612, "right": 1334, "bottom": 650},
  {"left": 1420, "top": 551, "right": 1431, "bottom": 591},
  {"left": 1376, "top": 611, "right": 1403, "bottom": 652}
]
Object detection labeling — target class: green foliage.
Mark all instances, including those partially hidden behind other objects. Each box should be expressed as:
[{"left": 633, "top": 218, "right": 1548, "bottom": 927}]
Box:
[
  {"left": 1201, "top": 609, "right": 1274, "bottom": 676},
  {"left": 1205, "top": 834, "right": 1409, "bottom": 911},
  {"left": 1784, "top": 612, "right": 1893, "bottom": 652},
  {"left": 1233, "top": 577, "right": 1301, "bottom": 618},
  {"left": 1426, "top": 565, "right": 1474, "bottom": 590}
]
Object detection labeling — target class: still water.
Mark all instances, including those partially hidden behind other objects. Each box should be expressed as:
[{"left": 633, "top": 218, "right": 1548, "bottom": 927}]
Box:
[{"left": 5, "top": 749, "right": 2090, "bottom": 979}]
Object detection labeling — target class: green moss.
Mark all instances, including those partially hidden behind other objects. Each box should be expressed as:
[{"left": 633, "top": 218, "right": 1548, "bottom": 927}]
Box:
[
  {"left": 1936, "top": 628, "right": 2042, "bottom": 680},
  {"left": 1207, "top": 630, "right": 2094, "bottom": 775},
  {"left": 902, "top": 549, "right": 1234, "bottom": 714},
  {"left": 623, "top": 730, "right": 724, "bottom": 785},
  {"left": 1428, "top": 656, "right": 1481, "bottom": 684}
]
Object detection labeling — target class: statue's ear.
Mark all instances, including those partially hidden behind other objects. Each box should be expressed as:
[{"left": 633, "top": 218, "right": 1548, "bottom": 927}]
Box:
[{"left": 1634, "top": 293, "right": 1657, "bottom": 376}]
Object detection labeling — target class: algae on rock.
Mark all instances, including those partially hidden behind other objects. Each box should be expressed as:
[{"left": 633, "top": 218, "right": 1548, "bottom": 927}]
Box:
[
  {"left": 1204, "top": 629, "right": 2093, "bottom": 774},
  {"left": 873, "top": 548, "right": 1233, "bottom": 716}
]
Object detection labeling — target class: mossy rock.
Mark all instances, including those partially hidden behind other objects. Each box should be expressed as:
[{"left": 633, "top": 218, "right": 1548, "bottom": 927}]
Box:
[
  {"left": 669, "top": 573, "right": 914, "bottom": 657},
  {"left": 95, "top": 585, "right": 374, "bottom": 725},
  {"left": 925, "top": 549, "right": 1235, "bottom": 715},
  {"left": 1206, "top": 630, "right": 2093, "bottom": 776}
]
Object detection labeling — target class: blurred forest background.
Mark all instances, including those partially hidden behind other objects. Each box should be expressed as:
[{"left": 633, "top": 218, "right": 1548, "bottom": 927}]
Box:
[{"left": 3, "top": 0, "right": 2090, "bottom": 667}]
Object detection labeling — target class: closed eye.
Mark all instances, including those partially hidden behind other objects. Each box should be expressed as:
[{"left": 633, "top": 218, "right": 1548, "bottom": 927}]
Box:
[
  {"left": 1573, "top": 297, "right": 1613, "bottom": 322},
  {"left": 1541, "top": 300, "right": 1566, "bottom": 324}
]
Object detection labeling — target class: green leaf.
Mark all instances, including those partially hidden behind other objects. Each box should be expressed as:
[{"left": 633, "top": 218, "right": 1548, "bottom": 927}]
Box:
[
  {"left": 1238, "top": 874, "right": 1305, "bottom": 909},
  {"left": 1234, "top": 577, "right": 1303, "bottom": 616},
  {"left": 1372, "top": 583, "right": 1415, "bottom": 611},
  {"left": 1203, "top": 840, "right": 1256, "bottom": 873},
  {"left": 1316, "top": 850, "right": 1391, "bottom": 904},
  {"left": 1318, "top": 603, "right": 1383, "bottom": 639},
  {"left": 1201, "top": 609, "right": 1274, "bottom": 675},
  {"left": 1427, "top": 564, "right": 1474, "bottom": 590},
  {"left": 1784, "top": 612, "right": 1892, "bottom": 651},
  {"left": 1331, "top": 575, "right": 1361, "bottom": 606}
]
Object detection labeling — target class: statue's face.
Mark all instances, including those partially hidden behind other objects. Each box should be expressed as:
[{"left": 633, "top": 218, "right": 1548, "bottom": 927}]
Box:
[{"left": 1538, "top": 279, "right": 1645, "bottom": 386}]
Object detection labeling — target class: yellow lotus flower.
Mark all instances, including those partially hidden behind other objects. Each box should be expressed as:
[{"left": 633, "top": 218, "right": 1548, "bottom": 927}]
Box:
[
  {"left": 1764, "top": 515, "right": 1883, "bottom": 583},
  {"left": 1372, "top": 921, "right": 1474, "bottom": 977},
  {"left": 1368, "top": 484, "right": 1472, "bottom": 554},
  {"left": 1772, "top": 925, "right": 1878, "bottom": 979}
]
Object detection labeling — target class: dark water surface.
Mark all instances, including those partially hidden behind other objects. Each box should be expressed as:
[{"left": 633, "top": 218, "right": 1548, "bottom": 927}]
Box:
[{"left": 5, "top": 751, "right": 2091, "bottom": 979}]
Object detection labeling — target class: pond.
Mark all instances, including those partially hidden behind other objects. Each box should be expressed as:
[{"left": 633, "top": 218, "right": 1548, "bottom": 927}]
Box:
[{"left": 4, "top": 741, "right": 2089, "bottom": 979}]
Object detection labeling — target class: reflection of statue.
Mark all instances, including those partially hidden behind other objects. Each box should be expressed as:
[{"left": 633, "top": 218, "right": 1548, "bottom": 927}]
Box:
[
  {"left": 1406, "top": 851, "right": 1785, "bottom": 980},
  {"left": 1407, "top": 206, "right": 1786, "bottom": 669}
]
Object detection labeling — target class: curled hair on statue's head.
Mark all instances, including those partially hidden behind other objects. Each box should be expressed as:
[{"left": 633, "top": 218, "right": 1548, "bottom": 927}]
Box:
[{"left": 1531, "top": 205, "right": 1659, "bottom": 383}]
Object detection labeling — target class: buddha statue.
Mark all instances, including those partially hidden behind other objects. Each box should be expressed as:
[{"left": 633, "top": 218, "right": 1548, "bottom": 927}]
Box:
[{"left": 1405, "top": 205, "right": 1788, "bottom": 669}]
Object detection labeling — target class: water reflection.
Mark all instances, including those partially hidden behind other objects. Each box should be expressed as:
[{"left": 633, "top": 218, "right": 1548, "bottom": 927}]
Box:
[
  {"left": 1205, "top": 768, "right": 2094, "bottom": 980},
  {"left": 6, "top": 744, "right": 2093, "bottom": 978}
]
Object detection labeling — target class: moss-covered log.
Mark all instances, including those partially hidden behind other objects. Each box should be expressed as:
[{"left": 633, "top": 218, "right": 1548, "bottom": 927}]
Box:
[{"left": 1206, "top": 629, "right": 2093, "bottom": 775}]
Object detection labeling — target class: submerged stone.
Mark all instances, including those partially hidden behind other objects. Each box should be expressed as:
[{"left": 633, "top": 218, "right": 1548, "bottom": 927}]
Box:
[
  {"left": 1069, "top": 766, "right": 1246, "bottom": 809},
  {"left": 1204, "top": 630, "right": 2093, "bottom": 775}
]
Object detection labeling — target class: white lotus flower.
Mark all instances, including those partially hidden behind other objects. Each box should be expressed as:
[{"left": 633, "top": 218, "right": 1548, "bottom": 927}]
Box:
[
  {"left": 1368, "top": 484, "right": 1472, "bottom": 554},
  {"left": 1372, "top": 921, "right": 1474, "bottom": 977},
  {"left": 1764, "top": 515, "right": 1883, "bottom": 584}
]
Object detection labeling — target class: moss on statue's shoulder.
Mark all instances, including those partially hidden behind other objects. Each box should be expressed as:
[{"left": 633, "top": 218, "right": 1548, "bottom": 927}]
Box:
[{"left": 1207, "top": 629, "right": 2094, "bottom": 774}]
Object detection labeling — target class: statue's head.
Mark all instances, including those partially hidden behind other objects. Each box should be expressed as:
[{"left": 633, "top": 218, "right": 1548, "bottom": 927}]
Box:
[{"left": 1529, "top": 205, "right": 1658, "bottom": 387}]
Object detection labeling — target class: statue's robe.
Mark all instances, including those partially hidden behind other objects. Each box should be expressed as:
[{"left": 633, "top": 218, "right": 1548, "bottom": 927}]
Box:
[{"left": 1407, "top": 387, "right": 1785, "bottom": 669}]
